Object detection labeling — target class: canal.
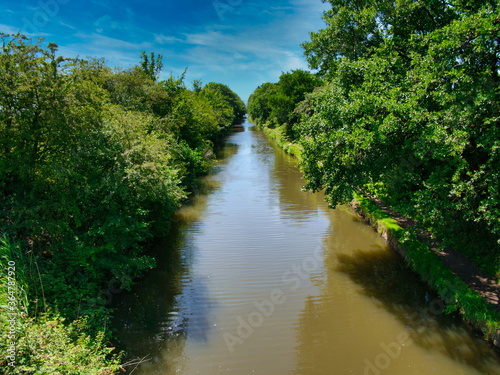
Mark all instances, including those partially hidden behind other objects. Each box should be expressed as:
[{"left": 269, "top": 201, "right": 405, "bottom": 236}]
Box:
[{"left": 111, "top": 121, "right": 500, "bottom": 374}]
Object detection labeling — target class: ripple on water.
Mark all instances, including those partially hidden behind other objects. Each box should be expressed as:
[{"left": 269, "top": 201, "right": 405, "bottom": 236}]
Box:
[{"left": 112, "top": 122, "right": 500, "bottom": 375}]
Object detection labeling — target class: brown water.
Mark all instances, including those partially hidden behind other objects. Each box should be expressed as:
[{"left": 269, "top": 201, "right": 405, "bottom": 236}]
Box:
[{"left": 111, "top": 121, "right": 500, "bottom": 375}]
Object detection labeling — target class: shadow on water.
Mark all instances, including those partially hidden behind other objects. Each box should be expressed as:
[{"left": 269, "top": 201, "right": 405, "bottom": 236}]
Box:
[
  {"left": 336, "top": 246, "right": 500, "bottom": 374},
  {"left": 111, "top": 223, "right": 219, "bottom": 373},
  {"left": 110, "top": 225, "right": 188, "bottom": 364},
  {"left": 214, "top": 141, "right": 239, "bottom": 160},
  {"left": 110, "top": 129, "right": 244, "bottom": 372}
]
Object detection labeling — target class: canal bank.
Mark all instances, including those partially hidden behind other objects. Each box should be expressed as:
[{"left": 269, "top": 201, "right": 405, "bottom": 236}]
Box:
[
  {"left": 111, "top": 121, "right": 500, "bottom": 374},
  {"left": 259, "top": 121, "right": 500, "bottom": 350}
]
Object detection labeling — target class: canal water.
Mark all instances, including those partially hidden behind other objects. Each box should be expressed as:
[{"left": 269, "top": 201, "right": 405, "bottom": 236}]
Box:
[{"left": 111, "top": 121, "right": 500, "bottom": 374}]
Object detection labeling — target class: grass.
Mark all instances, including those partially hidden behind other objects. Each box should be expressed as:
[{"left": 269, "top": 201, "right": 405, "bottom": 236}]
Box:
[
  {"left": 257, "top": 120, "right": 500, "bottom": 345},
  {"left": 0, "top": 234, "right": 123, "bottom": 374},
  {"left": 0, "top": 234, "right": 30, "bottom": 321},
  {"left": 352, "top": 193, "right": 500, "bottom": 342},
  {"left": 261, "top": 124, "right": 303, "bottom": 161},
  {"left": 352, "top": 192, "right": 402, "bottom": 233}
]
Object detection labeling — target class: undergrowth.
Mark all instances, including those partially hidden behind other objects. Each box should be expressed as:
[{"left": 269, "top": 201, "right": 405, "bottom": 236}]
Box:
[{"left": 0, "top": 234, "right": 123, "bottom": 374}]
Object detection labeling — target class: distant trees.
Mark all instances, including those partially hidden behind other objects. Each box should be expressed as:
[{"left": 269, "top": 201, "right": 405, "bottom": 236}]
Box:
[
  {"left": 248, "top": 69, "right": 321, "bottom": 138},
  {"left": 200, "top": 82, "right": 247, "bottom": 125},
  {"left": 247, "top": 82, "right": 276, "bottom": 125}
]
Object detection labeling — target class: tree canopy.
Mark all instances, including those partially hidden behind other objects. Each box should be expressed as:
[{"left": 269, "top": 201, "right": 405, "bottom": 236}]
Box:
[
  {"left": 248, "top": 69, "right": 322, "bottom": 138},
  {"left": 295, "top": 1, "right": 500, "bottom": 276}
]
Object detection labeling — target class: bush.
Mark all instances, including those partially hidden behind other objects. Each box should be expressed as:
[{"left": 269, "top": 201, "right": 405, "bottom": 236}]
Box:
[{"left": 0, "top": 234, "right": 122, "bottom": 374}]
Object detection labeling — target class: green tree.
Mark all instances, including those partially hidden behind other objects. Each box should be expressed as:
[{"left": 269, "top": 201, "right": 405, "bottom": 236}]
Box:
[
  {"left": 199, "top": 82, "right": 246, "bottom": 126},
  {"left": 247, "top": 82, "right": 277, "bottom": 125},
  {"left": 193, "top": 79, "right": 203, "bottom": 93},
  {"left": 273, "top": 70, "right": 321, "bottom": 137},
  {"left": 301, "top": 0, "right": 459, "bottom": 78},
  {"left": 140, "top": 50, "right": 163, "bottom": 81},
  {"left": 0, "top": 34, "right": 186, "bottom": 320},
  {"left": 201, "top": 82, "right": 246, "bottom": 124},
  {"left": 297, "top": 1, "right": 500, "bottom": 275},
  {"left": 248, "top": 70, "right": 321, "bottom": 138}
]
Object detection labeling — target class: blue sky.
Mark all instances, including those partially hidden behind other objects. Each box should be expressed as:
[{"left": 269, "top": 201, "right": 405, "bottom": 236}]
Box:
[{"left": 0, "top": 0, "right": 330, "bottom": 102}]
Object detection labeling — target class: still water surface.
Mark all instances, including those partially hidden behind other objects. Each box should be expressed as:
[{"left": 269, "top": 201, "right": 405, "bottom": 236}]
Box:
[{"left": 112, "top": 121, "right": 500, "bottom": 374}]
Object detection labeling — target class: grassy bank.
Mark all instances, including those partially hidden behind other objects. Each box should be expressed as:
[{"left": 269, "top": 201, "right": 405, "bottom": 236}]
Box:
[
  {"left": 352, "top": 193, "right": 500, "bottom": 345},
  {"left": 253, "top": 121, "right": 303, "bottom": 160},
  {"left": 261, "top": 123, "right": 500, "bottom": 347},
  {"left": 0, "top": 235, "right": 124, "bottom": 373}
]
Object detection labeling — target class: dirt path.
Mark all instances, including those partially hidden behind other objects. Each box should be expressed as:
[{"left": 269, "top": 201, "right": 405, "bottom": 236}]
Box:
[
  {"left": 269, "top": 127, "right": 500, "bottom": 312},
  {"left": 263, "top": 125, "right": 500, "bottom": 343},
  {"left": 367, "top": 196, "right": 500, "bottom": 313}
]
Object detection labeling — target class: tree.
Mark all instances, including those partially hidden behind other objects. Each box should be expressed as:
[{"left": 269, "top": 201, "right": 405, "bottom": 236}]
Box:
[
  {"left": 249, "top": 70, "right": 321, "bottom": 137},
  {"left": 193, "top": 79, "right": 203, "bottom": 93},
  {"left": 247, "top": 82, "right": 277, "bottom": 125},
  {"left": 199, "top": 82, "right": 246, "bottom": 126},
  {"left": 296, "top": 1, "right": 500, "bottom": 275},
  {"left": 274, "top": 70, "right": 321, "bottom": 137},
  {"left": 301, "top": 0, "right": 459, "bottom": 78},
  {"left": 140, "top": 51, "right": 163, "bottom": 81}
]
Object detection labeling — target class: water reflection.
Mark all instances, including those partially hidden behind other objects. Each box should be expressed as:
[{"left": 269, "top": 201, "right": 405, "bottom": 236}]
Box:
[
  {"left": 112, "top": 121, "right": 500, "bottom": 375},
  {"left": 292, "top": 233, "right": 500, "bottom": 375},
  {"left": 111, "top": 225, "right": 190, "bottom": 371},
  {"left": 262, "top": 133, "right": 327, "bottom": 225},
  {"left": 336, "top": 247, "right": 500, "bottom": 374},
  {"left": 176, "top": 275, "right": 217, "bottom": 342}
]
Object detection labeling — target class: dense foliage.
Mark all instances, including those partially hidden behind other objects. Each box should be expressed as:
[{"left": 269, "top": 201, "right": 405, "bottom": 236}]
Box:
[
  {"left": 200, "top": 82, "right": 246, "bottom": 126},
  {"left": 247, "top": 69, "right": 321, "bottom": 138},
  {"left": 293, "top": 1, "right": 500, "bottom": 276},
  {"left": 0, "top": 33, "right": 245, "bottom": 372}
]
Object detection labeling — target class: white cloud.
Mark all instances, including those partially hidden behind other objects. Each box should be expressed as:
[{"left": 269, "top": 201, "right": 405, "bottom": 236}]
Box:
[
  {"left": 59, "top": 33, "right": 155, "bottom": 69},
  {"left": 0, "top": 24, "right": 23, "bottom": 35},
  {"left": 154, "top": 33, "right": 183, "bottom": 44},
  {"left": 281, "top": 51, "right": 310, "bottom": 72},
  {"left": 59, "top": 21, "right": 76, "bottom": 30},
  {"left": 94, "top": 15, "right": 121, "bottom": 33},
  {"left": 73, "top": 32, "right": 153, "bottom": 50}
]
